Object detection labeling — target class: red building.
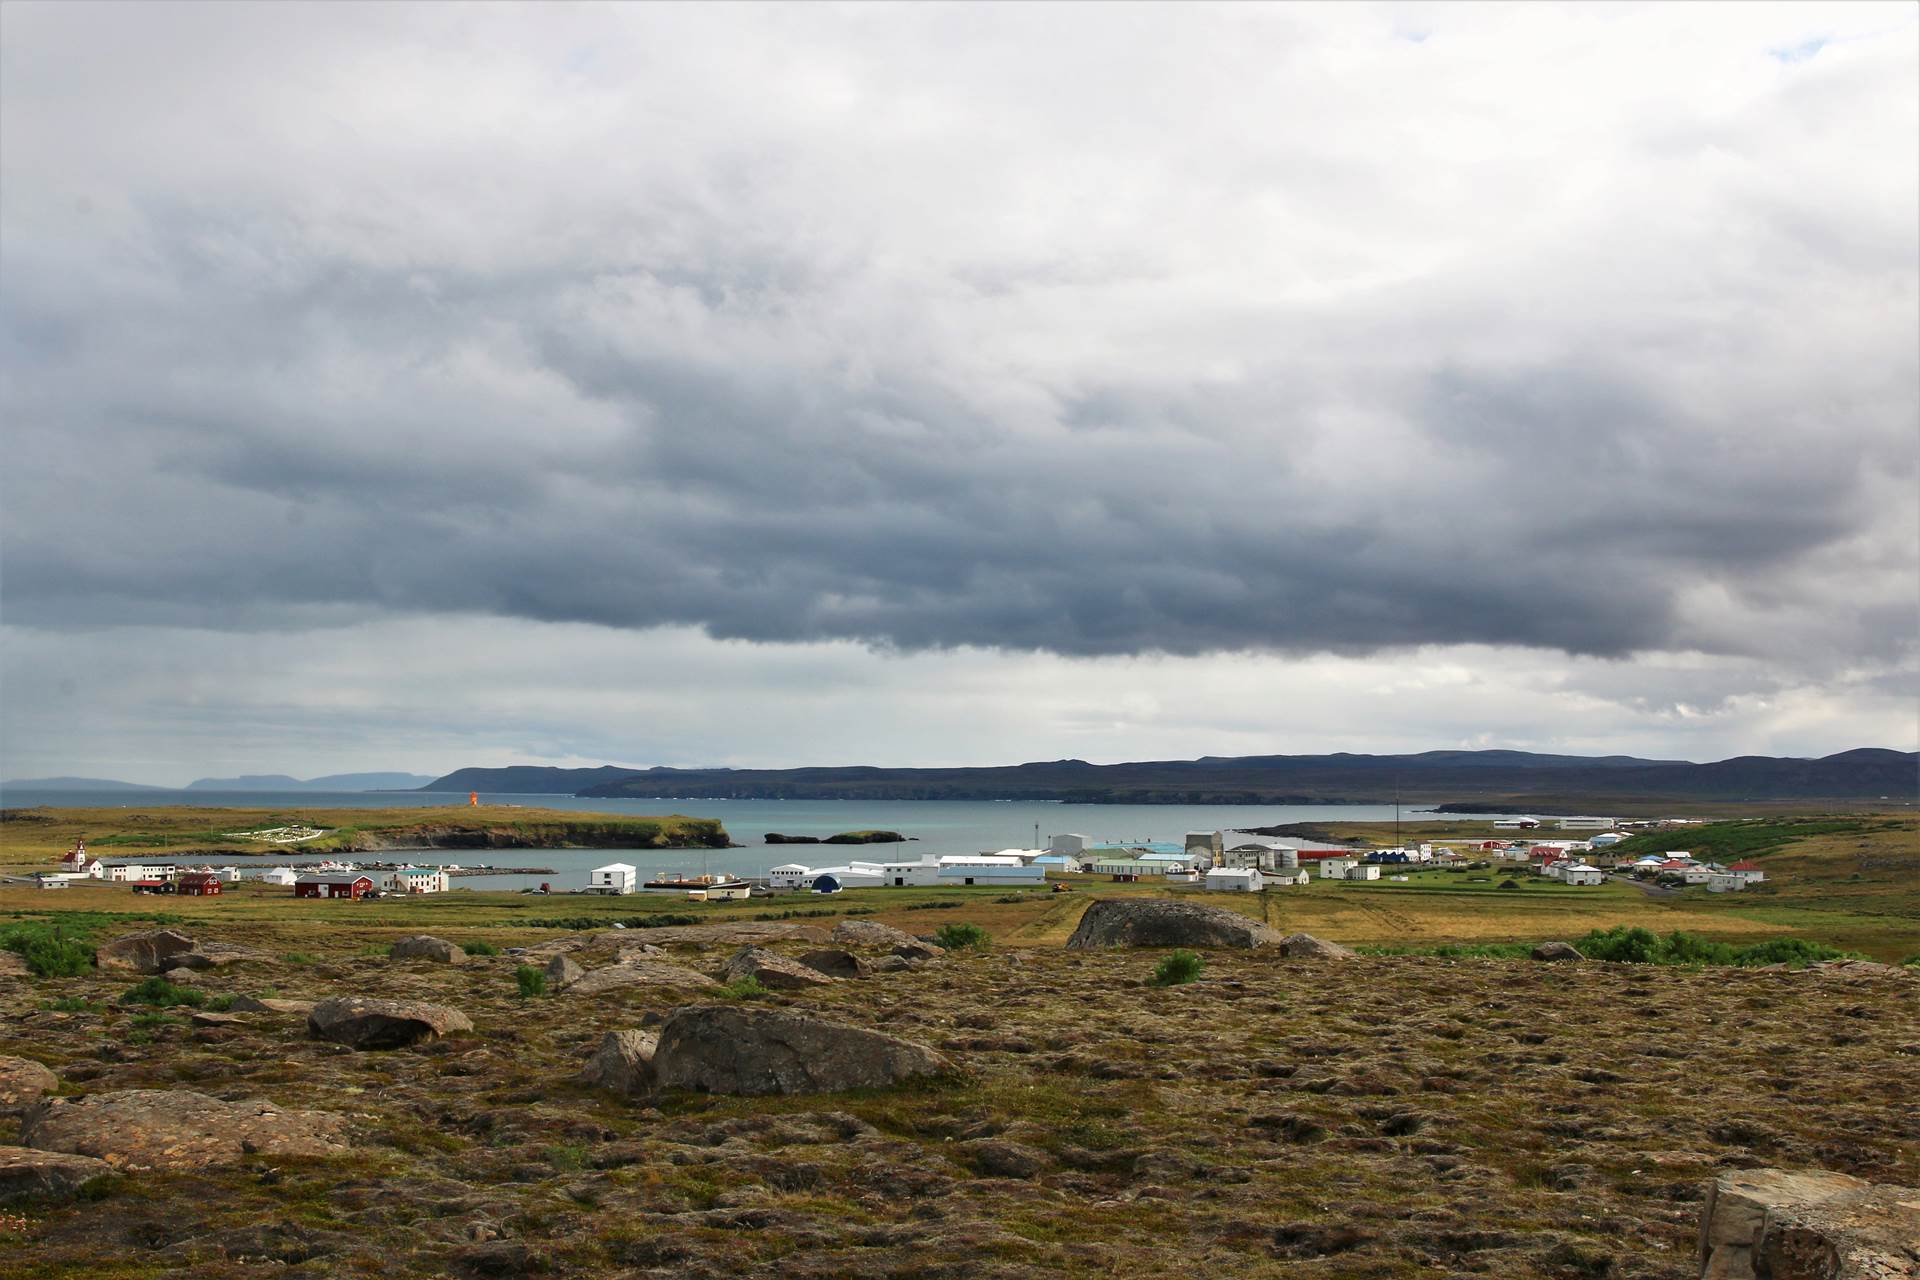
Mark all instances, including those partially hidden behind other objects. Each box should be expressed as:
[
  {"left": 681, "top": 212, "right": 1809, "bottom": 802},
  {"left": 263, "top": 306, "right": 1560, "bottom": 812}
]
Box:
[
  {"left": 294, "top": 873, "right": 374, "bottom": 900},
  {"left": 175, "top": 872, "right": 223, "bottom": 897}
]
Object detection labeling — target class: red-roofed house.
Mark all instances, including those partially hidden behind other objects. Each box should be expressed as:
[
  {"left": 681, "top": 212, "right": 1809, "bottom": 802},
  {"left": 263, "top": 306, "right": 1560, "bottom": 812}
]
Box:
[
  {"left": 1727, "top": 860, "right": 1767, "bottom": 884},
  {"left": 175, "top": 872, "right": 223, "bottom": 897}
]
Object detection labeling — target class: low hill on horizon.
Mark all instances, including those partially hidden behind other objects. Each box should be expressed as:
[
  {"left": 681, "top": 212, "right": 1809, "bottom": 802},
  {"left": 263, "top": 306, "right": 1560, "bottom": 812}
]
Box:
[
  {"left": 186, "top": 772, "right": 439, "bottom": 791},
  {"left": 421, "top": 747, "right": 1919, "bottom": 807}
]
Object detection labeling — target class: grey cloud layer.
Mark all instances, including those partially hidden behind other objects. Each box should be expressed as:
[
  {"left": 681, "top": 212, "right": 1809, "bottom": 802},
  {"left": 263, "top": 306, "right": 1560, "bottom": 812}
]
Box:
[{"left": 3, "top": 3, "right": 1915, "bottom": 670}]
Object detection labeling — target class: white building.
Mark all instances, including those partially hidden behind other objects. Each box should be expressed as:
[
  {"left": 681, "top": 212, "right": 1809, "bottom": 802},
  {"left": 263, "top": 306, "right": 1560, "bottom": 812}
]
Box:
[
  {"left": 1048, "top": 833, "right": 1089, "bottom": 856},
  {"left": 1706, "top": 873, "right": 1747, "bottom": 893},
  {"left": 1493, "top": 818, "right": 1540, "bottom": 830},
  {"left": 1588, "top": 832, "right": 1630, "bottom": 847},
  {"left": 104, "top": 863, "right": 174, "bottom": 883},
  {"left": 1185, "top": 831, "right": 1224, "bottom": 865},
  {"left": 768, "top": 863, "right": 812, "bottom": 890},
  {"left": 1556, "top": 817, "right": 1618, "bottom": 830},
  {"left": 1205, "top": 867, "right": 1264, "bottom": 892},
  {"left": 260, "top": 866, "right": 300, "bottom": 886},
  {"left": 1562, "top": 863, "right": 1605, "bottom": 886},
  {"left": 587, "top": 863, "right": 637, "bottom": 895},
  {"left": 938, "top": 855, "right": 1044, "bottom": 886},
  {"left": 386, "top": 866, "right": 450, "bottom": 894},
  {"left": 798, "top": 865, "right": 887, "bottom": 890},
  {"left": 1318, "top": 858, "right": 1357, "bottom": 879},
  {"left": 1345, "top": 864, "right": 1381, "bottom": 881}
]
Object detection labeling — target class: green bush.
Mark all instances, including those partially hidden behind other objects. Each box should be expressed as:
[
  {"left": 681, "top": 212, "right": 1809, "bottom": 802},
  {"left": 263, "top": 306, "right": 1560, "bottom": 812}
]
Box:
[
  {"left": 1730, "top": 938, "right": 1857, "bottom": 968},
  {"left": 205, "top": 993, "right": 237, "bottom": 1011},
  {"left": 514, "top": 965, "right": 547, "bottom": 998},
  {"left": 1575, "top": 926, "right": 1860, "bottom": 969},
  {"left": 933, "top": 923, "right": 990, "bottom": 950},
  {"left": 0, "top": 920, "right": 95, "bottom": 977},
  {"left": 1149, "top": 949, "right": 1204, "bottom": 986},
  {"left": 40, "top": 996, "right": 103, "bottom": 1013},
  {"left": 120, "top": 976, "right": 205, "bottom": 1008},
  {"left": 463, "top": 939, "right": 500, "bottom": 956},
  {"left": 281, "top": 951, "right": 319, "bottom": 966},
  {"left": 1497, "top": 879, "right": 1520, "bottom": 890},
  {"left": 717, "top": 976, "right": 768, "bottom": 1001},
  {"left": 1577, "top": 925, "right": 1665, "bottom": 964}
]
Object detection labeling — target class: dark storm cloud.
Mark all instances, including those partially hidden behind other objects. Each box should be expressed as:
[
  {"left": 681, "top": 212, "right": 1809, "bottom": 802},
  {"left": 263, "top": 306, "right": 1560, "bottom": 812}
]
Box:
[{"left": 1, "top": 2, "right": 1914, "bottom": 672}]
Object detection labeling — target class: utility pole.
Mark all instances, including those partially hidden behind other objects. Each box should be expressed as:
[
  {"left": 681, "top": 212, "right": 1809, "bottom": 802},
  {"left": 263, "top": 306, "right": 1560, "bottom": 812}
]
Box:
[{"left": 1394, "top": 775, "right": 1402, "bottom": 851}]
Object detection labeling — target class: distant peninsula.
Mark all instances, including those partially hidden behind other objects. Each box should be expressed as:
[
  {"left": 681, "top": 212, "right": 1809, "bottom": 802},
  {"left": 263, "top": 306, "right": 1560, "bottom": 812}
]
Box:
[{"left": 420, "top": 748, "right": 1918, "bottom": 808}]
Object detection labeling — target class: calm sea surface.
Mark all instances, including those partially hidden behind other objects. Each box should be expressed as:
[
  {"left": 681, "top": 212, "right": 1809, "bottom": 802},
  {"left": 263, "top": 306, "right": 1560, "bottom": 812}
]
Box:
[{"left": 6, "top": 789, "right": 1524, "bottom": 892}]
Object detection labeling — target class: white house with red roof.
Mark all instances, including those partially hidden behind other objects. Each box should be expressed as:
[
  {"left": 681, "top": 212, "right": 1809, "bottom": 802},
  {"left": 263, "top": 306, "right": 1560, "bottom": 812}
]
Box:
[{"left": 1726, "top": 860, "right": 1766, "bottom": 884}]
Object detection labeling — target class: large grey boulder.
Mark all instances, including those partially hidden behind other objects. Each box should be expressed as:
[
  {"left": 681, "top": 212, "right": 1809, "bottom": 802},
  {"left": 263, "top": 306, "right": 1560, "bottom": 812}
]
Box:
[
  {"left": 308, "top": 996, "right": 473, "bottom": 1049},
  {"left": 1698, "top": 1167, "right": 1920, "bottom": 1280},
  {"left": 94, "top": 930, "right": 261, "bottom": 973},
  {"left": 1276, "top": 933, "right": 1356, "bottom": 960},
  {"left": 652, "top": 1005, "right": 956, "bottom": 1096},
  {"left": 94, "top": 929, "right": 197, "bottom": 974},
  {"left": 0, "top": 1146, "right": 115, "bottom": 1200},
  {"left": 0, "top": 1056, "right": 58, "bottom": 1107},
  {"left": 389, "top": 935, "right": 466, "bottom": 964},
  {"left": 1532, "top": 941, "right": 1585, "bottom": 962},
  {"left": 566, "top": 960, "right": 719, "bottom": 996},
  {"left": 22, "top": 1090, "right": 351, "bottom": 1169},
  {"left": 580, "top": 1030, "right": 658, "bottom": 1096},
  {"left": 723, "top": 945, "right": 834, "bottom": 990},
  {"left": 1065, "top": 899, "right": 1284, "bottom": 950}
]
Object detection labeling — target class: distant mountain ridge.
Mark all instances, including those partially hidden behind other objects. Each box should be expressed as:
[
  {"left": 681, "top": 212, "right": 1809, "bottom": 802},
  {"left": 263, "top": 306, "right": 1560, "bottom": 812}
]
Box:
[
  {"left": 0, "top": 776, "right": 169, "bottom": 792},
  {"left": 420, "top": 748, "right": 1919, "bottom": 807},
  {"left": 187, "top": 772, "right": 440, "bottom": 791}
]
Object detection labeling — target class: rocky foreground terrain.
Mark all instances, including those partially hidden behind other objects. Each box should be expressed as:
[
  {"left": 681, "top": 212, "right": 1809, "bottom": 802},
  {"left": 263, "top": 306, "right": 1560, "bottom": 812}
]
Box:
[{"left": 2, "top": 909, "right": 1916, "bottom": 1280}]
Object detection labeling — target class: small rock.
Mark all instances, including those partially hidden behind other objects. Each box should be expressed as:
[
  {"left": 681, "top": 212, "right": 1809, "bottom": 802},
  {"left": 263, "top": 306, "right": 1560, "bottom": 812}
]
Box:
[
  {"left": 0, "top": 1056, "right": 60, "bottom": 1107},
  {"left": 1532, "top": 942, "right": 1585, "bottom": 962},
  {"left": 798, "top": 949, "right": 871, "bottom": 979},
  {"left": 580, "top": 1029, "right": 658, "bottom": 1096},
  {"left": 544, "top": 954, "right": 585, "bottom": 989},
  {"left": 1276, "top": 933, "right": 1356, "bottom": 960},
  {"left": 158, "top": 967, "right": 200, "bottom": 985},
  {"left": 961, "top": 1139, "right": 1051, "bottom": 1179},
  {"left": 309, "top": 996, "right": 473, "bottom": 1049},
  {"left": 723, "top": 946, "right": 834, "bottom": 990},
  {"left": 227, "top": 996, "right": 315, "bottom": 1015},
  {"left": 390, "top": 936, "right": 467, "bottom": 964},
  {"left": 189, "top": 1010, "right": 244, "bottom": 1028},
  {"left": 0, "top": 1145, "right": 115, "bottom": 1201},
  {"left": 893, "top": 940, "right": 945, "bottom": 963}
]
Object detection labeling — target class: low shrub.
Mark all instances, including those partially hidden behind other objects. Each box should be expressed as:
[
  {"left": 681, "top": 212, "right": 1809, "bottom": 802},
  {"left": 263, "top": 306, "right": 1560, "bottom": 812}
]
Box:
[
  {"left": 281, "top": 951, "right": 319, "bottom": 966},
  {"left": 716, "top": 976, "right": 768, "bottom": 1001},
  {"left": 933, "top": 923, "right": 991, "bottom": 950},
  {"left": 0, "top": 919, "right": 95, "bottom": 977},
  {"left": 1575, "top": 926, "right": 1862, "bottom": 969},
  {"left": 463, "top": 939, "right": 500, "bottom": 956},
  {"left": 119, "top": 976, "right": 205, "bottom": 1009},
  {"left": 514, "top": 965, "right": 547, "bottom": 998},
  {"left": 128, "top": 1010, "right": 187, "bottom": 1030},
  {"left": 1150, "top": 949, "right": 1204, "bottom": 986},
  {"left": 41, "top": 996, "right": 103, "bottom": 1013}
]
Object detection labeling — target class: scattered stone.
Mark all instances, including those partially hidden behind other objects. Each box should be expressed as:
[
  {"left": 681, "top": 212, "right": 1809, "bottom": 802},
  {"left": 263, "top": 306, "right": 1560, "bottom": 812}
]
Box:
[
  {"left": 1066, "top": 899, "right": 1284, "bottom": 950},
  {"left": 960, "top": 1139, "right": 1051, "bottom": 1179},
  {"left": 1277, "top": 933, "right": 1357, "bottom": 960},
  {"left": 871, "top": 955, "right": 911, "bottom": 973},
  {"left": 580, "top": 1029, "right": 658, "bottom": 1096},
  {"left": 227, "top": 996, "right": 315, "bottom": 1015},
  {"left": 1533, "top": 942, "right": 1585, "bottom": 962},
  {"left": 309, "top": 996, "right": 473, "bottom": 1049},
  {"left": 613, "top": 943, "right": 666, "bottom": 964},
  {"left": 158, "top": 967, "right": 200, "bottom": 985},
  {"left": 0, "top": 1146, "right": 115, "bottom": 1200},
  {"left": 617, "top": 922, "right": 831, "bottom": 947},
  {"left": 566, "top": 961, "right": 719, "bottom": 996},
  {"left": 390, "top": 935, "right": 467, "bottom": 964},
  {"left": 650, "top": 1005, "right": 957, "bottom": 1095},
  {"left": 831, "top": 920, "right": 925, "bottom": 950},
  {"left": 723, "top": 946, "right": 835, "bottom": 990},
  {"left": 0, "top": 1055, "right": 59, "bottom": 1106},
  {"left": 22, "top": 1090, "right": 351, "bottom": 1169},
  {"left": 1698, "top": 1167, "right": 1920, "bottom": 1280},
  {"left": 798, "top": 949, "right": 871, "bottom": 979},
  {"left": 893, "top": 940, "right": 945, "bottom": 963},
  {"left": 544, "top": 954, "right": 585, "bottom": 989},
  {"left": 188, "top": 1010, "right": 244, "bottom": 1027}
]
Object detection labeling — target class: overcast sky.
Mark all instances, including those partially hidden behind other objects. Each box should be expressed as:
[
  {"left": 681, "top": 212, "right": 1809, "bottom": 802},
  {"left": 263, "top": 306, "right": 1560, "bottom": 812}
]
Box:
[{"left": 2, "top": 1, "right": 1916, "bottom": 786}]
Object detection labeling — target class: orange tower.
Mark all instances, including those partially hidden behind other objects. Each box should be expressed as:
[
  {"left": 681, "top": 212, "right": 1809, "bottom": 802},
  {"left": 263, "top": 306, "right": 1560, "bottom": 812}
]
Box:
[{"left": 469, "top": 791, "right": 478, "bottom": 807}]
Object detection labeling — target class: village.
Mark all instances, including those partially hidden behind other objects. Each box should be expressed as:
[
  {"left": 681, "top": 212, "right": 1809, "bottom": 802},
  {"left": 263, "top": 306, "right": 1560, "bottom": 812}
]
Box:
[{"left": 14, "top": 814, "right": 1769, "bottom": 901}]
